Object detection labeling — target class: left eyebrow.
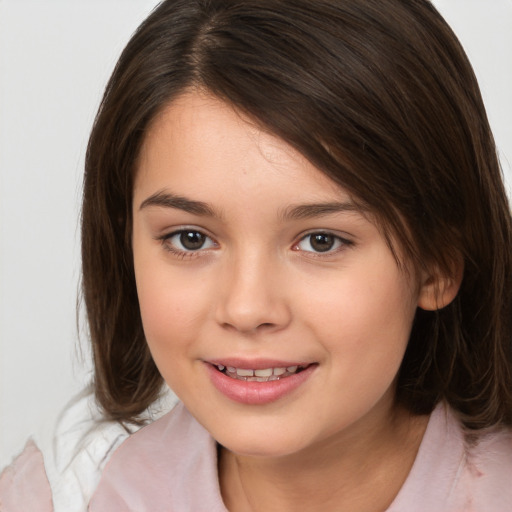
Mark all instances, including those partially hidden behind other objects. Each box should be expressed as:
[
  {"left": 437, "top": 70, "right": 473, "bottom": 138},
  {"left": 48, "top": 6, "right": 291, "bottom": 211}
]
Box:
[
  {"left": 139, "top": 191, "right": 218, "bottom": 217},
  {"left": 281, "top": 201, "right": 362, "bottom": 220}
]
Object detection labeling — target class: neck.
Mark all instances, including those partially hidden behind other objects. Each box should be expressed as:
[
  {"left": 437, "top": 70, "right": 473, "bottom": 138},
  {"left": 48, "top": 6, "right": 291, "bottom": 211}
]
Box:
[{"left": 219, "top": 403, "right": 429, "bottom": 512}]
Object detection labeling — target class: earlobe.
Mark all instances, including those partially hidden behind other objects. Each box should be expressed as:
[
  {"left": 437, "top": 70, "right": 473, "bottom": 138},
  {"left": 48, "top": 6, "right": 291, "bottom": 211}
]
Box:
[{"left": 417, "top": 263, "right": 463, "bottom": 311}]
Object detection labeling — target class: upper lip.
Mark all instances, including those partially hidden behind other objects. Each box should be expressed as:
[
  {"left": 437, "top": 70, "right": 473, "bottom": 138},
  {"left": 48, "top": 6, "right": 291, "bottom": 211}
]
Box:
[{"left": 206, "top": 358, "right": 313, "bottom": 370}]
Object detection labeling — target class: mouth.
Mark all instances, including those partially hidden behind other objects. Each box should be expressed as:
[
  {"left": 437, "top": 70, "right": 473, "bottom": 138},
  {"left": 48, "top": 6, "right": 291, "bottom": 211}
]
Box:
[
  {"left": 206, "top": 360, "right": 317, "bottom": 405},
  {"left": 214, "top": 364, "right": 310, "bottom": 382}
]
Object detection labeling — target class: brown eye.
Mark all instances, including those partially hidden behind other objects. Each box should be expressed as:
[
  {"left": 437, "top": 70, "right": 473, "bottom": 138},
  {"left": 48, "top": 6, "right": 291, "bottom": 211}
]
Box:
[
  {"left": 310, "top": 233, "right": 336, "bottom": 252},
  {"left": 163, "top": 229, "right": 216, "bottom": 253},
  {"left": 180, "top": 231, "right": 206, "bottom": 250},
  {"left": 295, "top": 232, "right": 350, "bottom": 254}
]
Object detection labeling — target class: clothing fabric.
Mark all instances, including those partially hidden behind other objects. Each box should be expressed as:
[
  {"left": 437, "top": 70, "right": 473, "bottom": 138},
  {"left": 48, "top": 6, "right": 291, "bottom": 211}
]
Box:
[
  {"left": 0, "top": 388, "right": 177, "bottom": 512},
  {"left": 2, "top": 401, "right": 512, "bottom": 511},
  {"left": 0, "top": 440, "right": 53, "bottom": 512}
]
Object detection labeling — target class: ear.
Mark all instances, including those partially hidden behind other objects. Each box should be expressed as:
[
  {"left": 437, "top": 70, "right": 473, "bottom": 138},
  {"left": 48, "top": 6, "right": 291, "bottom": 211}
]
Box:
[{"left": 417, "top": 261, "right": 464, "bottom": 311}]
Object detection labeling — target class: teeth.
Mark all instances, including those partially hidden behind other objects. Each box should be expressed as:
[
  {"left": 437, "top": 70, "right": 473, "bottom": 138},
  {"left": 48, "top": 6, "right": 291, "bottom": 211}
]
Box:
[
  {"left": 236, "top": 368, "right": 254, "bottom": 377},
  {"left": 247, "top": 377, "right": 269, "bottom": 382},
  {"left": 218, "top": 364, "right": 306, "bottom": 381},
  {"left": 254, "top": 368, "right": 273, "bottom": 377}
]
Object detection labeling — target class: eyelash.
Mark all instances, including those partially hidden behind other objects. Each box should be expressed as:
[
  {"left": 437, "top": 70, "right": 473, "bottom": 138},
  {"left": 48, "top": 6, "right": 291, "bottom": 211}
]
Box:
[
  {"left": 293, "top": 232, "right": 354, "bottom": 256},
  {"left": 156, "top": 229, "right": 217, "bottom": 259},
  {"left": 156, "top": 229, "right": 354, "bottom": 259}
]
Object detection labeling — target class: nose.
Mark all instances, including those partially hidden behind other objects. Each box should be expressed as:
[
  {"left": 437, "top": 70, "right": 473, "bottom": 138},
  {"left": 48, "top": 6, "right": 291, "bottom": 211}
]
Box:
[{"left": 215, "top": 252, "right": 292, "bottom": 335}]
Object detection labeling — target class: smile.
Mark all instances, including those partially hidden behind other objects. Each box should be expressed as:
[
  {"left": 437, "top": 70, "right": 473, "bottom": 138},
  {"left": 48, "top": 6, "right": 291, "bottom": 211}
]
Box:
[
  {"left": 206, "top": 361, "right": 317, "bottom": 405},
  {"left": 216, "top": 365, "right": 307, "bottom": 382}
]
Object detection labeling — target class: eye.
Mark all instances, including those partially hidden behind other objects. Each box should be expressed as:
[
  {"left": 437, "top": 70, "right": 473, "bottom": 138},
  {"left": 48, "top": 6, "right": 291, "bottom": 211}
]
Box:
[
  {"left": 162, "top": 229, "right": 216, "bottom": 253},
  {"left": 294, "top": 232, "right": 350, "bottom": 253}
]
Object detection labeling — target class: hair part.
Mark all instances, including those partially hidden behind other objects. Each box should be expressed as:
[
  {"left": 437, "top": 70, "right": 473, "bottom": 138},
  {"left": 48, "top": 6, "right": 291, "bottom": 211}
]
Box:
[{"left": 82, "top": 0, "right": 512, "bottom": 428}]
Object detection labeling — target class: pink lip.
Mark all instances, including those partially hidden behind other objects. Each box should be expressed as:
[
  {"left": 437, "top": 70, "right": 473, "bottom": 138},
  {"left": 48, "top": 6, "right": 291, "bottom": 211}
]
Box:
[{"left": 205, "top": 361, "right": 317, "bottom": 405}]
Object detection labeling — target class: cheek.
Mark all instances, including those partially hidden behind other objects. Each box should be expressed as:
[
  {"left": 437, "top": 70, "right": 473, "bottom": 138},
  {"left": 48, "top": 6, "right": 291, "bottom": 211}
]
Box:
[
  {"left": 133, "top": 248, "right": 208, "bottom": 361},
  {"left": 311, "top": 270, "right": 417, "bottom": 422},
  {"left": 137, "top": 276, "right": 199, "bottom": 342},
  {"left": 134, "top": 266, "right": 208, "bottom": 398},
  {"left": 302, "top": 263, "right": 418, "bottom": 371},
  {"left": 307, "top": 265, "right": 416, "bottom": 330}
]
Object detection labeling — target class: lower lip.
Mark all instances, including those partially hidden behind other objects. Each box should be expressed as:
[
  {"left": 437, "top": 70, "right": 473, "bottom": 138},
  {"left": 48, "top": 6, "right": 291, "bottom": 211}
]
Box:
[{"left": 205, "top": 363, "right": 317, "bottom": 405}]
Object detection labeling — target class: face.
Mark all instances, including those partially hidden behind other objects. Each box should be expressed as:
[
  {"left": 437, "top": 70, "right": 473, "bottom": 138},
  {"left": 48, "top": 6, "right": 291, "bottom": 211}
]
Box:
[{"left": 132, "top": 92, "right": 423, "bottom": 458}]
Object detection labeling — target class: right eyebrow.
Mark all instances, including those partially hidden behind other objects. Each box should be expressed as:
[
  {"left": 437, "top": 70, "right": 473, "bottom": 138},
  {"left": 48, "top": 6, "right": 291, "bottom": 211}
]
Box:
[
  {"left": 138, "top": 190, "right": 217, "bottom": 217},
  {"left": 281, "top": 200, "right": 363, "bottom": 220}
]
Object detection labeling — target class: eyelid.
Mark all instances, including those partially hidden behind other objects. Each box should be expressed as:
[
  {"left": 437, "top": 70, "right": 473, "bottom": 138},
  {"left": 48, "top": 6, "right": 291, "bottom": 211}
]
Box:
[
  {"left": 155, "top": 226, "right": 219, "bottom": 257},
  {"left": 292, "top": 230, "right": 354, "bottom": 254}
]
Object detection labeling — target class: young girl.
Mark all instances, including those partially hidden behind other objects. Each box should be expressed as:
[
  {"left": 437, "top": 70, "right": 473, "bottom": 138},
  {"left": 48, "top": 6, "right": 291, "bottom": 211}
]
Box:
[{"left": 2, "top": 0, "right": 511, "bottom": 510}]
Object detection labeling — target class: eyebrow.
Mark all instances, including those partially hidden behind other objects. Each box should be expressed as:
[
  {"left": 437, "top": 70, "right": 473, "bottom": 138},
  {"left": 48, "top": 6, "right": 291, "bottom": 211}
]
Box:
[
  {"left": 281, "top": 201, "right": 362, "bottom": 220},
  {"left": 139, "top": 190, "right": 362, "bottom": 220},
  {"left": 139, "top": 191, "right": 217, "bottom": 217}
]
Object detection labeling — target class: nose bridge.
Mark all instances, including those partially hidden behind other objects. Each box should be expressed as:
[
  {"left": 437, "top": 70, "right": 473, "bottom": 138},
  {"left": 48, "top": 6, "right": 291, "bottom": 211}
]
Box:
[{"left": 215, "top": 243, "right": 290, "bottom": 334}]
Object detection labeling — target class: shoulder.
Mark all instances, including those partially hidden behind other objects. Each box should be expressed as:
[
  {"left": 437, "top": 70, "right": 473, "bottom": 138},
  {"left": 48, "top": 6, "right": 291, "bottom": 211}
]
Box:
[
  {"left": 49, "top": 386, "right": 178, "bottom": 511},
  {"left": 0, "top": 440, "right": 53, "bottom": 512},
  {"left": 461, "top": 424, "right": 512, "bottom": 510},
  {"left": 389, "top": 403, "right": 512, "bottom": 512},
  {"left": 0, "top": 389, "right": 132, "bottom": 512},
  {"left": 0, "top": 388, "right": 177, "bottom": 512},
  {"left": 47, "top": 389, "right": 132, "bottom": 511},
  {"left": 89, "top": 402, "right": 227, "bottom": 512}
]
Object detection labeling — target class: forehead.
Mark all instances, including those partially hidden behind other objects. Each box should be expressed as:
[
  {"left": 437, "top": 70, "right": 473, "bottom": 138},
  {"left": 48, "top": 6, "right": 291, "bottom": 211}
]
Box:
[{"left": 134, "top": 91, "right": 352, "bottom": 208}]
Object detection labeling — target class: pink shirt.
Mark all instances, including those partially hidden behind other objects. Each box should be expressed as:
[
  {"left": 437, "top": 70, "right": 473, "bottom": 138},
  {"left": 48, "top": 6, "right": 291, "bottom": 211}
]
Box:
[{"left": 2, "top": 402, "right": 512, "bottom": 511}]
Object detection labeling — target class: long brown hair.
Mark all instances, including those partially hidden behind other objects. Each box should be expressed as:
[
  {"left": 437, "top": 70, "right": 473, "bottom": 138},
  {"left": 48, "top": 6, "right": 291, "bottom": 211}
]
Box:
[{"left": 82, "top": 0, "right": 512, "bottom": 428}]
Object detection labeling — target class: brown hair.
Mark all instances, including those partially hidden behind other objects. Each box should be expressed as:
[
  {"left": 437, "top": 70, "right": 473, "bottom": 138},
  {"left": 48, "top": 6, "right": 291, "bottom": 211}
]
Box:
[{"left": 82, "top": 0, "right": 512, "bottom": 428}]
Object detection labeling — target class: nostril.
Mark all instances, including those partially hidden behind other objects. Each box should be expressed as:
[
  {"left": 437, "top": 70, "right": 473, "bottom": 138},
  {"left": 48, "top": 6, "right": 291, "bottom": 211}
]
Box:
[
  {"left": 215, "top": 288, "right": 292, "bottom": 333},
  {"left": 220, "top": 320, "right": 278, "bottom": 334}
]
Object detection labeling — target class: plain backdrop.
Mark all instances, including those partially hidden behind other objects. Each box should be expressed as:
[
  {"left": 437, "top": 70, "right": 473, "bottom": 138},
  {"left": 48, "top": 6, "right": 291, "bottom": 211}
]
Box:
[{"left": 1, "top": 0, "right": 511, "bottom": 468}]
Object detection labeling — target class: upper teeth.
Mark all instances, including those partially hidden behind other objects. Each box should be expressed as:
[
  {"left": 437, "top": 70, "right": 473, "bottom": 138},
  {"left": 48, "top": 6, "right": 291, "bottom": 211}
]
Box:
[{"left": 220, "top": 366, "right": 301, "bottom": 377}]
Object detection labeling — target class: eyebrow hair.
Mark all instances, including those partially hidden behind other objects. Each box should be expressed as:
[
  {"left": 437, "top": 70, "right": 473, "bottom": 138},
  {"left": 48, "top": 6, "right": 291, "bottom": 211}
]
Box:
[
  {"left": 139, "top": 191, "right": 217, "bottom": 216},
  {"left": 281, "top": 201, "right": 363, "bottom": 220},
  {"left": 139, "top": 191, "right": 362, "bottom": 221}
]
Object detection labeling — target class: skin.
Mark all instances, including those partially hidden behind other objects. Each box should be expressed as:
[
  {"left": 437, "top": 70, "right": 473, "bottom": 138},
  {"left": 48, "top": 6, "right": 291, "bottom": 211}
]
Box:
[{"left": 132, "top": 91, "right": 455, "bottom": 511}]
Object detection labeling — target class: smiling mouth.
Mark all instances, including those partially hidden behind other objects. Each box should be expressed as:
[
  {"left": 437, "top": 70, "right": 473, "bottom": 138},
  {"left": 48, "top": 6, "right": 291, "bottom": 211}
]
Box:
[{"left": 214, "top": 364, "right": 309, "bottom": 382}]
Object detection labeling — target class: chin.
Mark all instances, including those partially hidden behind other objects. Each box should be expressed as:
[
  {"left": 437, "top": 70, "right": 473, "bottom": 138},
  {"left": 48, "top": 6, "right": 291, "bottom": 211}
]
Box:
[
  {"left": 215, "top": 425, "right": 313, "bottom": 459},
  {"left": 222, "top": 440, "right": 301, "bottom": 459}
]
